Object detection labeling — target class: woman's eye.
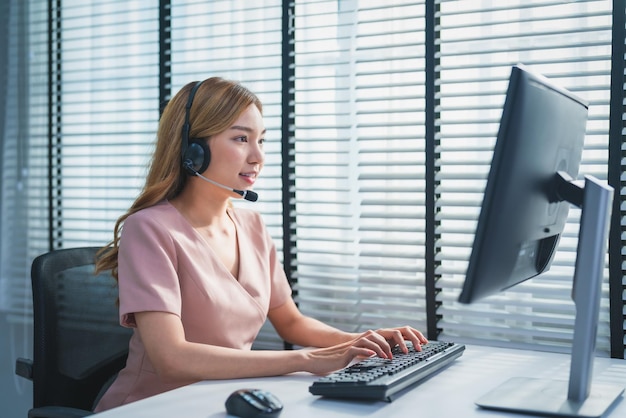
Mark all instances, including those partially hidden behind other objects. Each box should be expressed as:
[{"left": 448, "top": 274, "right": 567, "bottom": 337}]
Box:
[{"left": 234, "top": 136, "right": 248, "bottom": 142}]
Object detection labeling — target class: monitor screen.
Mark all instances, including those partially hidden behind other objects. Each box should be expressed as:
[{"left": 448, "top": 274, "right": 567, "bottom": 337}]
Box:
[{"left": 458, "top": 64, "right": 588, "bottom": 304}]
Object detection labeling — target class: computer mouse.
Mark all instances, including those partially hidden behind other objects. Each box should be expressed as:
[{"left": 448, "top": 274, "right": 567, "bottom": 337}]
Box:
[{"left": 225, "top": 388, "right": 283, "bottom": 418}]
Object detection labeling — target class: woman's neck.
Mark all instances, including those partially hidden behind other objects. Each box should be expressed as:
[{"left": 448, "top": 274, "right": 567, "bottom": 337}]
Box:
[{"left": 169, "top": 184, "right": 231, "bottom": 228}]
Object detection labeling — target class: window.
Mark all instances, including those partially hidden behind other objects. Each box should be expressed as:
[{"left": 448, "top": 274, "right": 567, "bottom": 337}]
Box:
[
  {"left": 291, "top": 0, "right": 621, "bottom": 356},
  {"left": 1, "top": 0, "right": 623, "bottom": 362}
]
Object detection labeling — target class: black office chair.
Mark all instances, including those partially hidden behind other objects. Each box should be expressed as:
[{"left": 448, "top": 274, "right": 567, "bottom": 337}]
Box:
[{"left": 15, "top": 247, "right": 132, "bottom": 418}]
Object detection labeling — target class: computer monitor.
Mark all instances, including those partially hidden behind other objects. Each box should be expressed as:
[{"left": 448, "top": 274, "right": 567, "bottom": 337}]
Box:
[
  {"left": 459, "top": 64, "right": 586, "bottom": 304},
  {"left": 458, "top": 64, "right": 622, "bottom": 417}
]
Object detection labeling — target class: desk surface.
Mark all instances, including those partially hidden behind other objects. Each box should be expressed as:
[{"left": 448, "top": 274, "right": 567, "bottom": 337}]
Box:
[{"left": 94, "top": 345, "right": 626, "bottom": 417}]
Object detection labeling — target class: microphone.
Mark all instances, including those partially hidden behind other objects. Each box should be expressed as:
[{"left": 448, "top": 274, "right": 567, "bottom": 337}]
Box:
[{"left": 195, "top": 172, "right": 259, "bottom": 202}]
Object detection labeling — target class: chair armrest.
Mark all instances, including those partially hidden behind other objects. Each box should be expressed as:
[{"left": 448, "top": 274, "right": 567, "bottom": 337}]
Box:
[
  {"left": 15, "top": 357, "right": 33, "bottom": 380},
  {"left": 28, "top": 406, "right": 93, "bottom": 418}
]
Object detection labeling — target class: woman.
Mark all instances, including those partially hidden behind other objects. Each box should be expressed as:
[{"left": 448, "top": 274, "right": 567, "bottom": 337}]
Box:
[{"left": 94, "top": 77, "right": 427, "bottom": 411}]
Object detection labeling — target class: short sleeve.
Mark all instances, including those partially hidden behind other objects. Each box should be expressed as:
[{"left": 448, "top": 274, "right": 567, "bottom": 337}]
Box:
[{"left": 117, "top": 211, "right": 180, "bottom": 327}]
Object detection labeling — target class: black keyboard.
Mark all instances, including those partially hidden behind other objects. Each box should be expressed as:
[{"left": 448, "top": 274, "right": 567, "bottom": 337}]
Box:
[{"left": 309, "top": 340, "right": 465, "bottom": 401}]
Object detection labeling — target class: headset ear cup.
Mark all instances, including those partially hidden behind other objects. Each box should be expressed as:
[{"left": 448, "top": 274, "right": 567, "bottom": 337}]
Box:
[{"left": 183, "top": 139, "right": 211, "bottom": 175}]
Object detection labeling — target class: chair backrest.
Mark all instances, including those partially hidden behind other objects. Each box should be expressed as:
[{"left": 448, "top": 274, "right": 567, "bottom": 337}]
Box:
[{"left": 30, "top": 247, "right": 132, "bottom": 411}]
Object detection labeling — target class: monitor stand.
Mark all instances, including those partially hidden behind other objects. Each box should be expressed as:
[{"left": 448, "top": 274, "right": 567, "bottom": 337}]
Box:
[{"left": 475, "top": 175, "right": 624, "bottom": 418}]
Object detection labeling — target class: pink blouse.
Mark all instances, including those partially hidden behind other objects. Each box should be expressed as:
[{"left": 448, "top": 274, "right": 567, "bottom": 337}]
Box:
[{"left": 95, "top": 201, "right": 292, "bottom": 411}]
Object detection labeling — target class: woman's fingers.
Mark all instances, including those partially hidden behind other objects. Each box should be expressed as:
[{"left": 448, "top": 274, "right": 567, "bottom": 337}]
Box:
[
  {"left": 354, "top": 331, "right": 392, "bottom": 359},
  {"left": 369, "top": 326, "right": 430, "bottom": 355},
  {"left": 305, "top": 326, "right": 430, "bottom": 375}
]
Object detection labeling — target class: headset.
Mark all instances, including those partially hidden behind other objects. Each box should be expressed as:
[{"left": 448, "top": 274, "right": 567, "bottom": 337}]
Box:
[
  {"left": 178, "top": 80, "right": 259, "bottom": 202},
  {"left": 181, "top": 80, "right": 210, "bottom": 175}
]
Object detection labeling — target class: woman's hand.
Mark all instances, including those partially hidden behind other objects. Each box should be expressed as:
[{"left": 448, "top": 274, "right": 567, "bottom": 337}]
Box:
[
  {"left": 368, "top": 326, "right": 429, "bottom": 357},
  {"left": 302, "top": 326, "right": 428, "bottom": 375}
]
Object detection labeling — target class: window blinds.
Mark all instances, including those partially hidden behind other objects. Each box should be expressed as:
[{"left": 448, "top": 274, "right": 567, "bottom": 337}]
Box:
[
  {"left": 1, "top": 0, "right": 622, "bottom": 357},
  {"left": 292, "top": 0, "right": 617, "bottom": 355},
  {"left": 170, "top": 0, "right": 285, "bottom": 349},
  {"left": 434, "top": 0, "right": 614, "bottom": 353},
  {"left": 0, "top": 0, "right": 161, "bottom": 321},
  {"left": 50, "top": 1, "right": 160, "bottom": 250},
  {"left": 292, "top": 0, "right": 429, "bottom": 333},
  {"left": 1, "top": 0, "right": 51, "bottom": 321}
]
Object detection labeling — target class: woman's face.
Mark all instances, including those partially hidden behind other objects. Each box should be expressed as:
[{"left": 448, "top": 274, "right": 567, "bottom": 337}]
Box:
[{"left": 202, "top": 104, "right": 265, "bottom": 195}]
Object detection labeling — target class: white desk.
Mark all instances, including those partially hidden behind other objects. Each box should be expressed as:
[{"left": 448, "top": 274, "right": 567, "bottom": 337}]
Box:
[{"left": 94, "top": 345, "right": 626, "bottom": 417}]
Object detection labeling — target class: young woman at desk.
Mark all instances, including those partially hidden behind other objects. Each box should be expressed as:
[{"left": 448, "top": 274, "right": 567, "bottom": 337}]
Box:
[{"left": 94, "top": 77, "right": 428, "bottom": 412}]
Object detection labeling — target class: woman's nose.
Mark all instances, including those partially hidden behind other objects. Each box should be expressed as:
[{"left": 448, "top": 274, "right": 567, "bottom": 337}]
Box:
[{"left": 249, "top": 141, "right": 264, "bottom": 165}]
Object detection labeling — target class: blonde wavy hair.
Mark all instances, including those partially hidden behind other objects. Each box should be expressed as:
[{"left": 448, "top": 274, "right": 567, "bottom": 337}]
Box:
[{"left": 96, "top": 77, "right": 262, "bottom": 280}]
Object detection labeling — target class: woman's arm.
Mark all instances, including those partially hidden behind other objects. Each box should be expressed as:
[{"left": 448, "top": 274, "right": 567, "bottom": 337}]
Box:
[
  {"left": 268, "top": 298, "right": 428, "bottom": 359},
  {"left": 134, "top": 310, "right": 377, "bottom": 383},
  {"left": 268, "top": 298, "right": 358, "bottom": 347}
]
